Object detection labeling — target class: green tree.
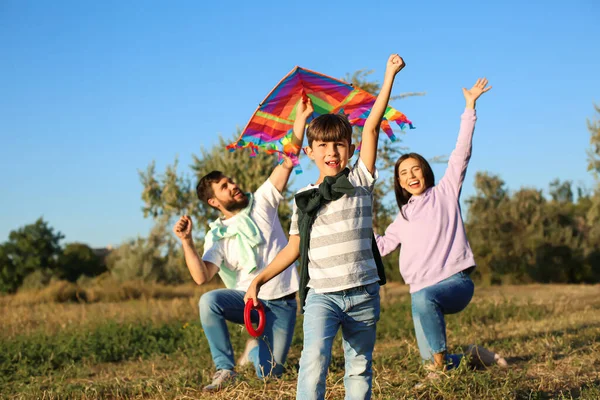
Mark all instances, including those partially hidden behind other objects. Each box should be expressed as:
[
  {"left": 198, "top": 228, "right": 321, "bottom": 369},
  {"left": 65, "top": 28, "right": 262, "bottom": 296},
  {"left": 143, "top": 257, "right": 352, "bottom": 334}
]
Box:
[
  {"left": 587, "top": 104, "right": 600, "bottom": 178},
  {"left": 585, "top": 104, "right": 600, "bottom": 277},
  {"left": 466, "top": 172, "right": 598, "bottom": 284},
  {"left": 465, "top": 172, "right": 513, "bottom": 283},
  {"left": 0, "top": 245, "right": 18, "bottom": 293},
  {"left": 0, "top": 218, "right": 64, "bottom": 293},
  {"left": 58, "top": 243, "right": 106, "bottom": 282},
  {"left": 105, "top": 220, "right": 188, "bottom": 284},
  {"left": 549, "top": 179, "right": 574, "bottom": 203}
]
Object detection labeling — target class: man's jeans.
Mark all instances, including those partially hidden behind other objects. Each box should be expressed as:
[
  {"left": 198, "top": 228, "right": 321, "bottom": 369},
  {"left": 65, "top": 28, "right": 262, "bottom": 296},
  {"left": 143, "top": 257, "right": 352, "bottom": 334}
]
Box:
[
  {"left": 411, "top": 270, "right": 474, "bottom": 368},
  {"left": 296, "top": 282, "right": 380, "bottom": 400},
  {"left": 199, "top": 289, "right": 297, "bottom": 378}
]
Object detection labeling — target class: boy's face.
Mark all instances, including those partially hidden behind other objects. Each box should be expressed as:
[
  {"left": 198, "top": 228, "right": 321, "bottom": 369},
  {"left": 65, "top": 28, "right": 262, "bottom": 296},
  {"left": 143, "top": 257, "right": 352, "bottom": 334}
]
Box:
[{"left": 305, "top": 139, "right": 355, "bottom": 181}]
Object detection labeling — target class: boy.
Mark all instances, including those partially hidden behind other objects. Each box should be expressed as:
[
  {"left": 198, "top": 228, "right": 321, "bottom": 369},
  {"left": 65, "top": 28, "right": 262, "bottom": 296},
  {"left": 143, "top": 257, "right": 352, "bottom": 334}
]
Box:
[
  {"left": 245, "top": 54, "right": 405, "bottom": 400},
  {"left": 174, "top": 98, "right": 313, "bottom": 391}
]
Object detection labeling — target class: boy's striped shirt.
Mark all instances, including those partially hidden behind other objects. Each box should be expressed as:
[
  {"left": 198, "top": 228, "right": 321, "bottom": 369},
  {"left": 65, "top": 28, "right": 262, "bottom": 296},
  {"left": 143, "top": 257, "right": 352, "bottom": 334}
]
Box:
[{"left": 290, "top": 159, "right": 379, "bottom": 293}]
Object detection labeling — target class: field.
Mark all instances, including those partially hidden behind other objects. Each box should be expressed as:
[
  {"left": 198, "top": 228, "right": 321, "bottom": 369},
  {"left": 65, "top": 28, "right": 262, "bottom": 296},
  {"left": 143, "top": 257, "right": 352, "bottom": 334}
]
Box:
[{"left": 2, "top": 283, "right": 600, "bottom": 399}]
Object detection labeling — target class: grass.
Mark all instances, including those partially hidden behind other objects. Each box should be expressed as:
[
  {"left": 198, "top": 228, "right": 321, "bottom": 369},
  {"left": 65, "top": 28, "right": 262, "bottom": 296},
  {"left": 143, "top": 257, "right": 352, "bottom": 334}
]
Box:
[{"left": 1, "top": 283, "right": 600, "bottom": 399}]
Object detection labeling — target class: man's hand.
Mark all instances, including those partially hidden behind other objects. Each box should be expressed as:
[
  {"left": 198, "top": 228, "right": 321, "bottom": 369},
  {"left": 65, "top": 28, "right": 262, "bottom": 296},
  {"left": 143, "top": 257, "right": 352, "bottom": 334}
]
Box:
[
  {"left": 244, "top": 279, "right": 262, "bottom": 307},
  {"left": 297, "top": 97, "right": 314, "bottom": 120},
  {"left": 173, "top": 215, "right": 193, "bottom": 241},
  {"left": 385, "top": 54, "right": 405, "bottom": 81},
  {"left": 463, "top": 78, "right": 492, "bottom": 109}
]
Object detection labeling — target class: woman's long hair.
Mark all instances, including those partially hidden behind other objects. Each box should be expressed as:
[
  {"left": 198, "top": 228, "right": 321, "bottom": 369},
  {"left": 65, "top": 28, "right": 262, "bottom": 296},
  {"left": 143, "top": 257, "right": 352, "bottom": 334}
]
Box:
[{"left": 393, "top": 153, "right": 435, "bottom": 219}]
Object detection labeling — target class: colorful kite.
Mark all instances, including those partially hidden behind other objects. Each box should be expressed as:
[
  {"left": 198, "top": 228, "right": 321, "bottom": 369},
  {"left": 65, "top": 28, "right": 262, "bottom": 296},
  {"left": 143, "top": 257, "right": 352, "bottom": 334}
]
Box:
[{"left": 227, "top": 66, "right": 414, "bottom": 172}]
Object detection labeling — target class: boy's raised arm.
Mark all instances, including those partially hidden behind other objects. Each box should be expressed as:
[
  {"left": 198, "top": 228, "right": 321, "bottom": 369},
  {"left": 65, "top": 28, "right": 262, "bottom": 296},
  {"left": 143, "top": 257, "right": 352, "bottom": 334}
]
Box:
[
  {"left": 269, "top": 98, "right": 314, "bottom": 193},
  {"left": 360, "top": 54, "right": 405, "bottom": 174}
]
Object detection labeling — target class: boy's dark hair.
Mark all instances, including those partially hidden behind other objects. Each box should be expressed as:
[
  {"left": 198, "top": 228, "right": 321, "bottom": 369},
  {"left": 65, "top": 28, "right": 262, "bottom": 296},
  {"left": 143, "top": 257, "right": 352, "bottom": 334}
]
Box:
[
  {"left": 196, "top": 171, "right": 226, "bottom": 204},
  {"left": 306, "top": 114, "right": 353, "bottom": 147},
  {"left": 394, "top": 153, "right": 435, "bottom": 218}
]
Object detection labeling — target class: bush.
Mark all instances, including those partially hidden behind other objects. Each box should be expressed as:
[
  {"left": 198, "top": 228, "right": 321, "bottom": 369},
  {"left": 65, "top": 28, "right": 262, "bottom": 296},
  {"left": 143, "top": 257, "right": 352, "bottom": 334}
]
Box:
[
  {"left": 58, "top": 243, "right": 106, "bottom": 282},
  {"left": 20, "top": 269, "right": 55, "bottom": 290}
]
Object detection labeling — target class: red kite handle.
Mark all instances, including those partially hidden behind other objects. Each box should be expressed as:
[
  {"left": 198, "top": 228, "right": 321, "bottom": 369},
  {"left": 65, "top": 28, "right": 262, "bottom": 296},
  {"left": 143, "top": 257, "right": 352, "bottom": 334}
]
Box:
[{"left": 244, "top": 300, "right": 266, "bottom": 337}]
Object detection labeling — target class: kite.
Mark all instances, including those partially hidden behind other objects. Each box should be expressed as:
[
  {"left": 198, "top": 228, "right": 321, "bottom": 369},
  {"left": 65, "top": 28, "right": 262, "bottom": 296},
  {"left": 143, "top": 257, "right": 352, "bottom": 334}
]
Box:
[{"left": 227, "top": 66, "right": 414, "bottom": 173}]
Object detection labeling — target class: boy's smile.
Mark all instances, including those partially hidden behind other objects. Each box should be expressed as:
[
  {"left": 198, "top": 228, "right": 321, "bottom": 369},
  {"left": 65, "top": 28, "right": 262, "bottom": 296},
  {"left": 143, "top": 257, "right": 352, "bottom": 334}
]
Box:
[{"left": 306, "top": 140, "right": 355, "bottom": 183}]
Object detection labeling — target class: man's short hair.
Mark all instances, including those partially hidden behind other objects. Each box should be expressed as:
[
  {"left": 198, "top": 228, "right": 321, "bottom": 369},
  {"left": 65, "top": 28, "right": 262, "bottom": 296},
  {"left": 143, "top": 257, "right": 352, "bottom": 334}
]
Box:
[{"left": 196, "top": 171, "right": 226, "bottom": 204}]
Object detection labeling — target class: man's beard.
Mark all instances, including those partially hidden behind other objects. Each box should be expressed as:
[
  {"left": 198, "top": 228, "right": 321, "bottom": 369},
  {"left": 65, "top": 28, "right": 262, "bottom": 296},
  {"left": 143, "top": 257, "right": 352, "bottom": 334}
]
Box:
[{"left": 223, "top": 193, "right": 249, "bottom": 213}]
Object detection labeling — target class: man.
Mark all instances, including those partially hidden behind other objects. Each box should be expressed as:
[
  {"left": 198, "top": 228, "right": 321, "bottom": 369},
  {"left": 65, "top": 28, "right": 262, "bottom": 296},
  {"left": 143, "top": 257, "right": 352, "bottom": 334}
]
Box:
[{"left": 173, "top": 99, "right": 313, "bottom": 391}]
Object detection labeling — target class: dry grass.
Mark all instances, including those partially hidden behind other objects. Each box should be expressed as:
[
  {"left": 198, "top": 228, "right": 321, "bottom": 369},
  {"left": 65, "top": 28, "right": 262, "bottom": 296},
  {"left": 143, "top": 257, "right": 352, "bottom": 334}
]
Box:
[
  {"left": 0, "top": 281, "right": 217, "bottom": 338},
  {"left": 2, "top": 283, "right": 600, "bottom": 399}
]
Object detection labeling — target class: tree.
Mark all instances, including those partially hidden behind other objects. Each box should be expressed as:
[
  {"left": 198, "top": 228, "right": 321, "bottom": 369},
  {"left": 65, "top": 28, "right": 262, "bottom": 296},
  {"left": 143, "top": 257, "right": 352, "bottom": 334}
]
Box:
[
  {"left": 105, "top": 220, "right": 188, "bottom": 283},
  {"left": 465, "top": 173, "right": 514, "bottom": 283},
  {"left": 587, "top": 104, "right": 600, "bottom": 178},
  {"left": 584, "top": 104, "right": 600, "bottom": 278},
  {"left": 0, "top": 218, "right": 64, "bottom": 293},
  {"left": 58, "top": 243, "right": 106, "bottom": 282},
  {"left": 0, "top": 245, "right": 18, "bottom": 293},
  {"left": 465, "top": 168, "right": 599, "bottom": 285},
  {"left": 549, "top": 179, "right": 574, "bottom": 203}
]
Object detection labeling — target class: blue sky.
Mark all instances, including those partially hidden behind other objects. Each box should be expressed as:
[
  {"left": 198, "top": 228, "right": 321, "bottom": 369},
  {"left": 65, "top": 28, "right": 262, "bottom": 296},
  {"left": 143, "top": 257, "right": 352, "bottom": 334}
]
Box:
[{"left": 1, "top": 0, "right": 599, "bottom": 248}]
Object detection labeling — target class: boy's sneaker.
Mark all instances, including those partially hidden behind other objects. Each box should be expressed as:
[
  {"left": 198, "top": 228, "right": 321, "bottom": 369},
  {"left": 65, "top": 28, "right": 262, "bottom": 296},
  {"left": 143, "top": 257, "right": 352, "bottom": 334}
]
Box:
[
  {"left": 202, "top": 369, "right": 237, "bottom": 392},
  {"left": 237, "top": 338, "right": 259, "bottom": 366},
  {"left": 466, "top": 345, "right": 508, "bottom": 368}
]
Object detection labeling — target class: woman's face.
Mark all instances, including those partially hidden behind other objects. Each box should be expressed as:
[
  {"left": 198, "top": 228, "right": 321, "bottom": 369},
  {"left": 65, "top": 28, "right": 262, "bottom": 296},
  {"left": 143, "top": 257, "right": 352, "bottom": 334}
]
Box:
[{"left": 398, "top": 157, "right": 426, "bottom": 196}]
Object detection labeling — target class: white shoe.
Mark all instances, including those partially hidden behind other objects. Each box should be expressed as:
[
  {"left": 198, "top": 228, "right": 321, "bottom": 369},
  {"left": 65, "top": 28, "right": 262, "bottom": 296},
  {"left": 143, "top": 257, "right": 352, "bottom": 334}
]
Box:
[
  {"left": 466, "top": 345, "right": 508, "bottom": 368},
  {"left": 202, "top": 369, "right": 237, "bottom": 392},
  {"left": 237, "top": 338, "right": 259, "bottom": 366}
]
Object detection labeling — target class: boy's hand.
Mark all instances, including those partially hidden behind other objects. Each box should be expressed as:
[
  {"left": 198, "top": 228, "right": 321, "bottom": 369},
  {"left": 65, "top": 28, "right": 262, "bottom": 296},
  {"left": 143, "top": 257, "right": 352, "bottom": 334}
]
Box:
[
  {"left": 244, "top": 280, "right": 261, "bottom": 307},
  {"left": 280, "top": 153, "right": 294, "bottom": 170},
  {"left": 297, "top": 97, "right": 314, "bottom": 119},
  {"left": 463, "top": 78, "right": 492, "bottom": 109},
  {"left": 385, "top": 54, "right": 405, "bottom": 80},
  {"left": 173, "top": 215, "right": 193, "bottom": 241}
]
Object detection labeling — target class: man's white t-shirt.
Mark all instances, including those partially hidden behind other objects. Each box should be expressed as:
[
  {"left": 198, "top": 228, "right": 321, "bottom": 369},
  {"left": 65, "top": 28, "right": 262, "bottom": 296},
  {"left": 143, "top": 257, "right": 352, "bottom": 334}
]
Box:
[{"left": 202, "top": 179, "right": 299, "bottom": 300}]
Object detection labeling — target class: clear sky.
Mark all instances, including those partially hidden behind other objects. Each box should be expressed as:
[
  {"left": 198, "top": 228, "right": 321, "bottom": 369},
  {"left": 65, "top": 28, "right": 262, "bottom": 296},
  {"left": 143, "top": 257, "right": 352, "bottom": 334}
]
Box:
[{"left": 1, "top": 0, "right": 599, "bottom": 248}]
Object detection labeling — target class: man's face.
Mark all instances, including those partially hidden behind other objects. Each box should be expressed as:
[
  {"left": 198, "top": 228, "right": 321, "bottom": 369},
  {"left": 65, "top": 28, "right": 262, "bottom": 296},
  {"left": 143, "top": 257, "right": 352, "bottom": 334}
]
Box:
[
  {"left": 209, "top": 176, "right": 249, "bottom": 213},
  {"left": 306, "top": 139, "right": 355, "bottom": 182}
]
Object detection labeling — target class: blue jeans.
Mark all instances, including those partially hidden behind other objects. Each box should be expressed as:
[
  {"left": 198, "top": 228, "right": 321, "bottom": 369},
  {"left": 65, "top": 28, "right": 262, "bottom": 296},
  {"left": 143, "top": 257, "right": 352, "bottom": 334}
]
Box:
[
  {"left": 411, "top": 270, "right": 474, "bottom": 368},
  {"left": 296, "top": 282, "right": 380, "bottom": 400},
  {"left": 199, "top": 289, "right": 297, "bottom": 378}
]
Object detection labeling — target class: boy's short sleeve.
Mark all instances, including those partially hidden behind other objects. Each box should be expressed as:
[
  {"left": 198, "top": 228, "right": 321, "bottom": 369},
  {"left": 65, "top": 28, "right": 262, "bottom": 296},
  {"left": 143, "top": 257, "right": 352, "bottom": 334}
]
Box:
[
  {"left": 289, "top": 199, "right": 300, "bottom": 235},
  {"left": 349, "top": 158, "right": 378, "bottom": 192}
]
